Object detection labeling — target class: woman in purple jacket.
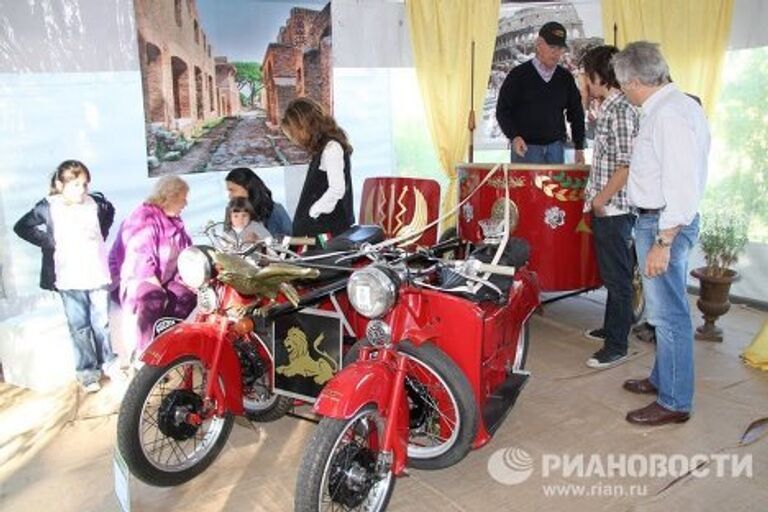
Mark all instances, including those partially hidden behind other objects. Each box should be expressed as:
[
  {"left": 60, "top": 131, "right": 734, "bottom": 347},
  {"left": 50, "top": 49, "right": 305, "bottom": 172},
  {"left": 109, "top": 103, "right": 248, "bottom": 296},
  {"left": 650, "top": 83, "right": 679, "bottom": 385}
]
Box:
[{"left": 109, "top": 176, "right": 196, "bottom": 355}]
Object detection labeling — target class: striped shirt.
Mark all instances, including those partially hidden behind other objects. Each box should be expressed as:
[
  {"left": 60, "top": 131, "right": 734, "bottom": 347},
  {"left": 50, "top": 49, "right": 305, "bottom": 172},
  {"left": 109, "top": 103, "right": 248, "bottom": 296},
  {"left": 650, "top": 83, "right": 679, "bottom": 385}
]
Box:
[{"left": 584, "top": 90, "right": 639, "bottom": 215}]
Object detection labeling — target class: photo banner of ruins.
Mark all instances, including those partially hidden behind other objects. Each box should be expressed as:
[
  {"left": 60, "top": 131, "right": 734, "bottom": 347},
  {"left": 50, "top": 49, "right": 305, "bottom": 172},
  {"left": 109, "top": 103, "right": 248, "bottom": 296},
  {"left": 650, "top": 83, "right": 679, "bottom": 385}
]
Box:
[
  {"left": 133, "top": 0, "right": 331, "bottom": 177},
  {"left": 479, "top": 0, "right": 604, "bottom": 150}
]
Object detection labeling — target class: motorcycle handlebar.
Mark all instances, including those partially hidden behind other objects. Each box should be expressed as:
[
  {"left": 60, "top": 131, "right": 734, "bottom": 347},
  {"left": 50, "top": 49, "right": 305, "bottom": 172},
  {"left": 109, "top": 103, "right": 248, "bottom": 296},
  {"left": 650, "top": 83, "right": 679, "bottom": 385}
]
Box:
[{"left": 468, "top": 260, "right": 517, "bottom": 277}]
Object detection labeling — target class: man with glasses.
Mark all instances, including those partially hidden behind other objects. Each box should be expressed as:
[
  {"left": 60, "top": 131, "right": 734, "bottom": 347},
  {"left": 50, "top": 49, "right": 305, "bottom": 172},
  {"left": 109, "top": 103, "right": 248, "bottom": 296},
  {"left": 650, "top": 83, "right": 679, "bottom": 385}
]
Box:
[{"left": 496, "top": 22, "right": 586, "bottom": 164}]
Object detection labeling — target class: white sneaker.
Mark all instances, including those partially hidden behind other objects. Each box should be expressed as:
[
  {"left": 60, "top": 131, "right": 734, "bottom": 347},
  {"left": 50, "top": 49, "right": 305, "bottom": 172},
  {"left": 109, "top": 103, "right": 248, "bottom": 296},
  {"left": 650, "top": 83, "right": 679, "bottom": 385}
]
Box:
[{"left": 82, "top": 381, "right": 102, "bottom": 394}]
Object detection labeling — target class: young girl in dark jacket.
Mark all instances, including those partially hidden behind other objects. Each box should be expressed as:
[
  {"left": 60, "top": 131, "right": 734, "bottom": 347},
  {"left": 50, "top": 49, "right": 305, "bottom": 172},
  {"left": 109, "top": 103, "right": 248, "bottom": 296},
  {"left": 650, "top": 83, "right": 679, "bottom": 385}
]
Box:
[{"left": 14, "top": 160, "right": 119, "bottom": 393}]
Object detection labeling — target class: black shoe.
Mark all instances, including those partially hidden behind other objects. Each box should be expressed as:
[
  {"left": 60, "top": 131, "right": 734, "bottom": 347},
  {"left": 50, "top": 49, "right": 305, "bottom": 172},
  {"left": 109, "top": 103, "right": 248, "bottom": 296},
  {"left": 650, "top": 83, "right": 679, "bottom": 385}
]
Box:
[
  {"left": 584, "top": 327, "right": 606, "bottom": 341},
  {"left": 586, "top": 348, "right": 629, "bottom": 369}
]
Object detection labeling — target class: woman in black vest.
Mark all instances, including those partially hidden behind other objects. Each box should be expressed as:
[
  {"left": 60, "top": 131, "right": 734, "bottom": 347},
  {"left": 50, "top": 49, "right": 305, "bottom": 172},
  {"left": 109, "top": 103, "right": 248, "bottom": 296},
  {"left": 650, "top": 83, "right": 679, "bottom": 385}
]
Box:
[{"left": 280, "top": 97, "right": 354, "bottom": 238}]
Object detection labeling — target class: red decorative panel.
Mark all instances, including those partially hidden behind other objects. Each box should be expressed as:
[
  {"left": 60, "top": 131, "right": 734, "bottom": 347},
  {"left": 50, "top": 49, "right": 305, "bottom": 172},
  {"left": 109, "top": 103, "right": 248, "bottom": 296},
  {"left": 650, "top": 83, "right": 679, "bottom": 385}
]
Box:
[
  {"left": 457, "top": 164, "right": 601, "bottom": 292},
  {"left": 359, "top": 177, "right": 441, "bottom": 247}
]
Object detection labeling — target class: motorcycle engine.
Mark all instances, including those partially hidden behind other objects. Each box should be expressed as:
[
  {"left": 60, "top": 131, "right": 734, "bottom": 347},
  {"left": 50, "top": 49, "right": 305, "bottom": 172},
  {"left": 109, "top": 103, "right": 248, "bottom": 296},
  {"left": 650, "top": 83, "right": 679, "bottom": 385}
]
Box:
[{"left": 234, "top": 340, "right": 266, "bottom": 387}]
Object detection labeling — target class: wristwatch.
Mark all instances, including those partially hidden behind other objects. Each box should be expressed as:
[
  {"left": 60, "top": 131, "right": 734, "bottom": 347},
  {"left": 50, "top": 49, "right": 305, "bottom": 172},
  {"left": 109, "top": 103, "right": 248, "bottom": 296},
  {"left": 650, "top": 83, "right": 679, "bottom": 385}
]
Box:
[{"left": 655, "top": 235, "right": 672, "bottom": 248}]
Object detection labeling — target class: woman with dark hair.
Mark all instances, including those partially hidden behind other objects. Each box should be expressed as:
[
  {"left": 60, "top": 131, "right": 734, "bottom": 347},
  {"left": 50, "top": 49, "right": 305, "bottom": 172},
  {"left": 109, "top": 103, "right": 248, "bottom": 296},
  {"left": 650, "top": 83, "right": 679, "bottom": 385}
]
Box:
[
  {"left": 280, "top": 97, "right": 354, "bottom": 238},
  {"left": 224, "top": 167, "right": 292, "bottom": 236}
]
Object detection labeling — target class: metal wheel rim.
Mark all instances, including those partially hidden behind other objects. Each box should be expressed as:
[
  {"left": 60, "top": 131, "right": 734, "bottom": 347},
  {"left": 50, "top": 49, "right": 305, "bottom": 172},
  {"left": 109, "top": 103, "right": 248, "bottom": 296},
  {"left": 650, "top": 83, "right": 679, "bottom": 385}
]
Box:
[
  {"left": 404, "top": 355, "right": 461, "bottom": 460},
  {"left": 318, "top": 408, "right": 392, "bottom": 512},
  {"left": 511, "top": 322, "right": 527, "bottom": 371},
  {"left": 243, "top": 371, "right": 278, "bottom": 412},
  {"left": 138, "top": 359, "right": 227, "bottom": 473}
]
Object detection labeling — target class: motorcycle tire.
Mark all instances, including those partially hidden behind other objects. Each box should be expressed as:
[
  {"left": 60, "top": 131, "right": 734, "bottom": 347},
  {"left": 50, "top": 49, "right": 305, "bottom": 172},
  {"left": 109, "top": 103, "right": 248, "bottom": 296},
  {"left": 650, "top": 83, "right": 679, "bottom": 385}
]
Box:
[
  {"left": 295, "top": 405, "right": 395, "bottom": 512},
  {"left": 512, "top": 321, "right": 530, "bottom": 372},
  {"left": 244, "top": 395, "right": 293, "bottom": 422},
  {"left": 117, "top": 356, "right": 234, "bottom": 487},
  {"left": 343, "top": 339, "right": 478, "bottom": 470}
]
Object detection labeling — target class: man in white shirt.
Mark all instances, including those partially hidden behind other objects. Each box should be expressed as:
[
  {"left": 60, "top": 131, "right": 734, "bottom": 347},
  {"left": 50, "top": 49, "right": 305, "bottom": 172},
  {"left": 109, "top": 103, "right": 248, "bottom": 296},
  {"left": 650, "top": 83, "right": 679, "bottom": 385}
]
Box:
[{"left": 612, "top": 42, "right": 710, "bottom": 426}]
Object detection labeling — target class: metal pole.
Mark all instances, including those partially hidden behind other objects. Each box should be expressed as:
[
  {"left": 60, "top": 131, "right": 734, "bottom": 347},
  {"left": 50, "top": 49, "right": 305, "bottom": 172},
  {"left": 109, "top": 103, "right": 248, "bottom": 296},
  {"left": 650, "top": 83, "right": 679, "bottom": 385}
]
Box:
[{"left": 468, "top": 40, "right": 476, "bottom": 163}]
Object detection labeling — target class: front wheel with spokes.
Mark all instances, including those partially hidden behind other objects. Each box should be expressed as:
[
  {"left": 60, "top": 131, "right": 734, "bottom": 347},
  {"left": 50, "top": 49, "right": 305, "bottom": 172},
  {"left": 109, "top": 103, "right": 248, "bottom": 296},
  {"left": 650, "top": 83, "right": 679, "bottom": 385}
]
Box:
[
  {"left": 116, "top": 356, "right": 234, "bottom": 486},
  {"left": 343, "top": 340, "right": 477, "bottom": 470},
  {"left": 295, "top": 405, "right": 395, "bottom": 512}
]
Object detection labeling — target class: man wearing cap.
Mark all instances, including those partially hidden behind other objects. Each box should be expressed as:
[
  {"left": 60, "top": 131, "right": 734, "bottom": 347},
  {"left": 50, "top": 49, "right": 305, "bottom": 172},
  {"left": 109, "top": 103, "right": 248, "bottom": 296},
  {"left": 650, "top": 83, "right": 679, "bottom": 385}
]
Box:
[{"left": 496, "top": 21, "right": 586, "bottom": 164}]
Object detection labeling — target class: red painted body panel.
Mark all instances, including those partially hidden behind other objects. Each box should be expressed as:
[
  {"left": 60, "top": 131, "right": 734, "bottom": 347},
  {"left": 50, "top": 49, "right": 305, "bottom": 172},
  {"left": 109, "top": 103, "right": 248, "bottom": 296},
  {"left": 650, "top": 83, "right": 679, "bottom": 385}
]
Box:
[{"left": 381, "top": 270, "right": 539, "bottom": 444}]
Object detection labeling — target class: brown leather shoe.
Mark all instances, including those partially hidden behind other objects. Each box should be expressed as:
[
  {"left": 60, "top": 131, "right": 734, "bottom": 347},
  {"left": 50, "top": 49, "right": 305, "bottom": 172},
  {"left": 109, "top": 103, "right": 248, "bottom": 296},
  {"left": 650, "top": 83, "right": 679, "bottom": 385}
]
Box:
[
  {"left": 626, "top": 402, "right": 690, "bottom": 426},
  {"left": 623, "top": 378, "right": 657, "bottom": 395}
]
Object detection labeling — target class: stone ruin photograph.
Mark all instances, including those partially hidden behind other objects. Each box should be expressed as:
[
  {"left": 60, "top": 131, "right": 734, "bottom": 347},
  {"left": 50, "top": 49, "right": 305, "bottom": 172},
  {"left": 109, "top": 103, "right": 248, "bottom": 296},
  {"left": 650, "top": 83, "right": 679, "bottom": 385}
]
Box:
[{"left": 133, "top": 0, "right": 332, "bottom": 177}]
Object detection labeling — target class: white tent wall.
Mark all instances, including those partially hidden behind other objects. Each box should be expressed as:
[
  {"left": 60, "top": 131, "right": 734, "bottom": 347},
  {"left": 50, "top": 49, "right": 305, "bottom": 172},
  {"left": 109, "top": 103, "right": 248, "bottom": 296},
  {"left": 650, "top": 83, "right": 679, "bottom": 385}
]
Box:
[{"left": 0, "top": 0, "right": 764, "bottom": 387}]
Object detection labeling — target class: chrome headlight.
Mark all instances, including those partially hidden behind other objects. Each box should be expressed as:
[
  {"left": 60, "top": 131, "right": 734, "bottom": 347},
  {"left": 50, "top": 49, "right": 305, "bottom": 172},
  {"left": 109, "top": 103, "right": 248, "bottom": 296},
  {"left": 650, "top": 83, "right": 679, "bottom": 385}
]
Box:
[
  {"left": 347, "top": 265, "right": 398, "bottom": 319},
  {"left": 177, "top": 246, "right": 211, "bottom": 289}
]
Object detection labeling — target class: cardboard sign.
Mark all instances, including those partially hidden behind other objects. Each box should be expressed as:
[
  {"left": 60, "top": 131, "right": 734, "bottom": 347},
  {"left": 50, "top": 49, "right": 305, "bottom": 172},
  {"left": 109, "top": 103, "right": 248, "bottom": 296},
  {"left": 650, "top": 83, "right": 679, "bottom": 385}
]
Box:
[{"left": 272, "top": 308, "right": 342, "bottom": 402}]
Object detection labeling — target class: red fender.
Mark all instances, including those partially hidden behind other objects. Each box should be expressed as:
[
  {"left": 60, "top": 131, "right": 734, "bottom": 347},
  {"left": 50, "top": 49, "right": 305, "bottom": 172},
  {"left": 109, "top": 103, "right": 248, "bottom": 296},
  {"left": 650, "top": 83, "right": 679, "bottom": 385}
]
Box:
[
  {"left": 141, "top": 322, "right": 244, "bottom": 415},
  {"left": 313, "top": 359, "right": 410, "bottom": 474},
  {"left": 313, "top": 360, "right": 397, "bottom": 419}
]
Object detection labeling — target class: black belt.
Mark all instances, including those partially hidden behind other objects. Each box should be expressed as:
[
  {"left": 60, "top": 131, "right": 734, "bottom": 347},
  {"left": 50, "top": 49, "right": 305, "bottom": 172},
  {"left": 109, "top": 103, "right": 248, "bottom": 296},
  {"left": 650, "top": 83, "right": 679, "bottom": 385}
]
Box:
[{"left": 637, "top": 207, "right": 662, "bottom": 215}]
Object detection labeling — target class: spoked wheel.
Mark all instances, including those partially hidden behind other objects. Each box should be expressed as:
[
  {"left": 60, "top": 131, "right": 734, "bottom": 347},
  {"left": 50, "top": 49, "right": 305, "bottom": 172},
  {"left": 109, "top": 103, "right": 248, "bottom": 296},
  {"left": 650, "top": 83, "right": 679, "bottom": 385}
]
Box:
[
  {"left": 117, "top": 356, "right": 233, "bottom": 486},
  {"left": 235, "top": 340, "right": 293, "bottom": 422},
  {"left": 295, "top": 406, "right": 395, "bottom": 512},
  {"left": 343, "top": 341, "right": 477, "bottom": 470},
  {"left": 242, "top": 375, "right": 293, "bottom": 422}
]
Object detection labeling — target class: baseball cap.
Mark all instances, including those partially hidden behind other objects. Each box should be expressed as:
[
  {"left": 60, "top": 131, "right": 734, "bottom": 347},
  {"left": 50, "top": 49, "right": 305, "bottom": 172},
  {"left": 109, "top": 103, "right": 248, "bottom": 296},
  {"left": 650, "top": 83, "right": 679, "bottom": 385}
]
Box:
[{"left": 539, "top": 21, "right": 567, "bottom": 48}]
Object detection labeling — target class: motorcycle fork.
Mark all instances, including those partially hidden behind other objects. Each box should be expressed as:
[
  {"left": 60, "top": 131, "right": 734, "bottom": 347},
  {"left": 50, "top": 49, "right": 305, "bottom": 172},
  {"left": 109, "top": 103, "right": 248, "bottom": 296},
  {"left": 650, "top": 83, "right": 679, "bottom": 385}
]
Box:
[
  {"left": 381, "top": 350, "right": 409, "bottom": 475},
  {"left": 202, "top": 316, "right": 230, "bottom": 416}
]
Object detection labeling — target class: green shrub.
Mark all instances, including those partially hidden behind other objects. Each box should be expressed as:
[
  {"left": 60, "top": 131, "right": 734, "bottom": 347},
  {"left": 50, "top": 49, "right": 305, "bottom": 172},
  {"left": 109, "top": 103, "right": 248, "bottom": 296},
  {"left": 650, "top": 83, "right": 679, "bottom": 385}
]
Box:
[{"left": 699, "top": 210, "right": 749, "bottom": 277}]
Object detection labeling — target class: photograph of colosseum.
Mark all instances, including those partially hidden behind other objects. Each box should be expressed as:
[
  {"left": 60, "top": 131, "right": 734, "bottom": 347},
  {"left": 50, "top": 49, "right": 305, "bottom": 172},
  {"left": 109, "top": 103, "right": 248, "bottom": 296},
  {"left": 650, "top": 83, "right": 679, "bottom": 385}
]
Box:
[
  {"left": 133, "top": 0, "right": 331, "bottom": 177},
  {"left": 480, "top": 1, "right": 604, "bottom": 149}
]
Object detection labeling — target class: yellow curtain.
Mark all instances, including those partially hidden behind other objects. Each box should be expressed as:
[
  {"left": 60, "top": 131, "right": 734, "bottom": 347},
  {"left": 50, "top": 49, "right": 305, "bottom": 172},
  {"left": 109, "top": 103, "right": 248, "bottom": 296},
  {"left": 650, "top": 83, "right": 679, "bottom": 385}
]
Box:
[
  {"left": 602, "top": 0, "right": 734, "bottom": 116},
  {"left": 406, "top": 0, "right": 500, "bottom": 228}
]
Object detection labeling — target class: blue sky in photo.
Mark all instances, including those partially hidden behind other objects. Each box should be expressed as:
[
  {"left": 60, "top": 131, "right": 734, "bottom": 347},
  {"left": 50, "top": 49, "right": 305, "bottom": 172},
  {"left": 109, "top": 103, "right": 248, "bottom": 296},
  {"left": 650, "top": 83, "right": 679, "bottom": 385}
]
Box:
[{"left": 197, "top": 0, "right": 328, "bottom": 64}]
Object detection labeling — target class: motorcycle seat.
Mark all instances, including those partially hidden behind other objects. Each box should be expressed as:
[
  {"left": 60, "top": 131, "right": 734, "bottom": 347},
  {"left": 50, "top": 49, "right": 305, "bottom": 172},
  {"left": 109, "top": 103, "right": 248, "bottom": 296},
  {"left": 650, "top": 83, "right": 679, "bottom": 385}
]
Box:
[
  {"left": 439, "top": 237, "right": 531, "bottom": 304},
  {"left": 298, "top": 225, "right": 385, "bottom": 283},
  {"left": 323, "top": 224, "right": 385, "bottom": 252}
]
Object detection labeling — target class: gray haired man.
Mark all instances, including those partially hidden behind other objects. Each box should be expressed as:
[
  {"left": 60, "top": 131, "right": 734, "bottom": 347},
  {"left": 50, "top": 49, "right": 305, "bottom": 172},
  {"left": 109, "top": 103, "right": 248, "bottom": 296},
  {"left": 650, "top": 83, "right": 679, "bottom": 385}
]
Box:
[{"left": 613, "top": 42, "right": 710, "bottom": 426}]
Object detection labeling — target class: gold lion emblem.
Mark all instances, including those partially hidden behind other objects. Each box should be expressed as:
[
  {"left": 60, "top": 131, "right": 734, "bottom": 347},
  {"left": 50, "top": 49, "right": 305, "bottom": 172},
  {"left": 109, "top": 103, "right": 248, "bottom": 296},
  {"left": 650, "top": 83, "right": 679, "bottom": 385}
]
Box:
[{"left": 276, "top": 326, "right": 338, "bottom": 385}]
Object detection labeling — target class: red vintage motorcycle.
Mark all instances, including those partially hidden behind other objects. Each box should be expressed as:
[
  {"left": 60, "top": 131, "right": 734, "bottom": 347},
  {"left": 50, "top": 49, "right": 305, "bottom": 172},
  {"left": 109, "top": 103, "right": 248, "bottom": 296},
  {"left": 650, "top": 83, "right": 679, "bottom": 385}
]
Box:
[
  {"left": 294, "top": 220, "right": 541, "bottom": 511},
  {"left": 116, "top": 223, "right": 383, "bottom": 487}
]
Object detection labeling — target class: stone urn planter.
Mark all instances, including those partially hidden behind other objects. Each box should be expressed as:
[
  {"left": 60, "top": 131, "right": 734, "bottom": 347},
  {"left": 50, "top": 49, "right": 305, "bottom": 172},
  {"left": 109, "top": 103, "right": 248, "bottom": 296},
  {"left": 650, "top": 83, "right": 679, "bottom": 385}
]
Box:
[
  {"left": 690, "top": 267, "right": 739, "bottom": 342},
  {"left": 692, "top": 210, "right": 748, "bottom": 342}
]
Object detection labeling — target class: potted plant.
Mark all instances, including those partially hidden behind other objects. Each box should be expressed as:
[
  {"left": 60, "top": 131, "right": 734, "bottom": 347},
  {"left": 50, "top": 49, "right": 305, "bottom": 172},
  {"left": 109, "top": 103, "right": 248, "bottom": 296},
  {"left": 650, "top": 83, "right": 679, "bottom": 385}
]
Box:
[{"left": 690, "top": 211, "right": 749, "bottom": 341}]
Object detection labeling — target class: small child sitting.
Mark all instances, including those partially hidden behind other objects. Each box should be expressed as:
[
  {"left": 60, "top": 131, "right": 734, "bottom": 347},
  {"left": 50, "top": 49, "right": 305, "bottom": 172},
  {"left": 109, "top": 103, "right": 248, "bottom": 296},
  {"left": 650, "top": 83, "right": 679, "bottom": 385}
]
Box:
[{"left": 224, "top": 197, "right": 271, "bottom": 249}]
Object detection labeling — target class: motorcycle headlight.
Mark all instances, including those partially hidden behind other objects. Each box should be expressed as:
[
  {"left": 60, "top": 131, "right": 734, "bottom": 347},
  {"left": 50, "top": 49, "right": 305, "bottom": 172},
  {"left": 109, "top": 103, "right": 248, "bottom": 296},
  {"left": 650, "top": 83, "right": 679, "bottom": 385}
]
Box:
[
  {"left": 347, "top": 265, "right": 399, "bottom": 319},
  {"left": 177, "top": 246, "right": 212, "bottom": 289}
]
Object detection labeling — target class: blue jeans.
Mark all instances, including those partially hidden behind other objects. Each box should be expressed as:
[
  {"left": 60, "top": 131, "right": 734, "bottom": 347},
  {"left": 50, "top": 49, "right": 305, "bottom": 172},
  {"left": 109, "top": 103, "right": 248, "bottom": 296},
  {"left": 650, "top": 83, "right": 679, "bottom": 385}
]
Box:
[
  {"left": 510, "top": 140, "right": 564, "bottom": 164},
  {"left": 635, "top": 213, "right": 700, "bottom": 412},
  {"left": 592, "top": 213, "right": 636, "bottom": 355},
  {"left": 59, "top": 288, "right": 117, "bottom": 385}
]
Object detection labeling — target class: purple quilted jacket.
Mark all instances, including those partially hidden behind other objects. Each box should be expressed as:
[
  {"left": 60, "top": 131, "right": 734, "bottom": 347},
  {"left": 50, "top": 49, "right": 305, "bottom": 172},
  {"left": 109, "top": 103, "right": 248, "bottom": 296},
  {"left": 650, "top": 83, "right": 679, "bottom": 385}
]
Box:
[{"left": 109, "top": 202, "right": 192, "bottom": 310}]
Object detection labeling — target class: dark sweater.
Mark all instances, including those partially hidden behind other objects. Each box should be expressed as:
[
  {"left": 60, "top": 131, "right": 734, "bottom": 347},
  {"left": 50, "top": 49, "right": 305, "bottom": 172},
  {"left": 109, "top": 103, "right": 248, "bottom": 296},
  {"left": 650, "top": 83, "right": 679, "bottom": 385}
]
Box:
[
  {"left": 13, "top": 192, "right": 115, "bottom": 290},
  {"left": 293, "top": 138, "right": 354, "bottom": 238},
  {"left": 496, "top": 60, "right": 585, "bottom": 149}
]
